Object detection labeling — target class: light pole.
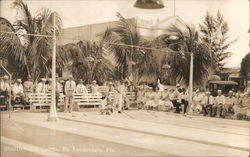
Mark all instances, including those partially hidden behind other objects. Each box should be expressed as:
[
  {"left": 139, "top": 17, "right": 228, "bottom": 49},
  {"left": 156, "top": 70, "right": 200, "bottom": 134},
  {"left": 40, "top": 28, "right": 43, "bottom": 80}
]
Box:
[
  {"left": 47, "top": 13, "right": 58, "bottom": 121},
  {"left": 188, "top": 52, "right": 194, "bottom": 109}
]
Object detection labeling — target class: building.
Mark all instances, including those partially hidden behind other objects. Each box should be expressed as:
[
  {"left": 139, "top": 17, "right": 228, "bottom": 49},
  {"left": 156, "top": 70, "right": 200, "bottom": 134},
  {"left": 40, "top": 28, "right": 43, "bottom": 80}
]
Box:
[{"left": 58, "top": 16, "right": 186, "bottom": 45}]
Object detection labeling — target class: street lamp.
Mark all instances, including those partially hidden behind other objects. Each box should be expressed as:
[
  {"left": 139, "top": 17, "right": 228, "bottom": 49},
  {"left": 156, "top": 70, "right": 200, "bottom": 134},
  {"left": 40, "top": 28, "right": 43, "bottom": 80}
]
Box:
[{"left": 134, "top": 0, "right": 164, "bottom": 9}]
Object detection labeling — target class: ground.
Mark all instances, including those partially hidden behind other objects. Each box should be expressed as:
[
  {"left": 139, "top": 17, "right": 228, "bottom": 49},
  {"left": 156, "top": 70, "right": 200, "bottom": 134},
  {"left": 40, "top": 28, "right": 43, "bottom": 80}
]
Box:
[{"left": 1, "top": 110, "right": 249, "bottom": 157}]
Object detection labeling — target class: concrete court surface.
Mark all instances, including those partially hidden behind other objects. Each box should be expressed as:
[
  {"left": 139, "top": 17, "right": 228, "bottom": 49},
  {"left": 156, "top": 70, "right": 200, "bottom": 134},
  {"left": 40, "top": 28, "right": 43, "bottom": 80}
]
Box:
[{"left": 1, "top": 110, "right": 249, "bottom": 157}]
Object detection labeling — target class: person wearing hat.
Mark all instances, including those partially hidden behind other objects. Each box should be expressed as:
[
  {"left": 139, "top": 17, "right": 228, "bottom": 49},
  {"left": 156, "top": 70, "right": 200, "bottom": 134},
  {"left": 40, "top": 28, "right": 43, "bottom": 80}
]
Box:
[
  {"left": 12, "top": 79, "right": 24, "bottom": 102},
  {"left": 36, "top": 78, "right": 47, "bottom": 93},
  {"left": 64, "top": 75, "right": 76, "bottom": 113},
  {"left": 201, "top": 91, "right": 214, "bottom": 117},
  {"left": 75, "top": 79, "right": 88, "bottom": 94},
  {"left": 213, "top": 90, "right": 226, "bottom": 118},
  {"left": 90, "top": 80, "right": 99, "bottom": 94}
]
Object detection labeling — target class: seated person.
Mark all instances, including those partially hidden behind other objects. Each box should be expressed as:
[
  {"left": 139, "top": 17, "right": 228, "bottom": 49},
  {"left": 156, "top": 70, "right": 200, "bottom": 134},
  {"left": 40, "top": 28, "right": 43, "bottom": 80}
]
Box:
[
  {"left": 12, "top": 79, "right": 24, "bottom": 103},
  {"left": 75, "top": 79, "right": 88, "bottom": 94},
  {"left": 153, "top": 88, "right": 161, "bottom": 110},
  {"left": 91, "top": 80, "right": 99, "bottom": 94},
  {"left": 145, "top": 88, "right": 154, "bottom": 110},
  {"left": 191, "top": 89, "right": 204, "bottom": 113},
  {"left": 213, "top": 90, "right": 226, "bottom": 118},
  {"left": 201, "top": 91, "right": 214, "bottom": 116},
  {"left": 100, "top": 94, "right": 113, "bottom": 115},
  {"left": 136, "top": 87, "right": 145, "bottom": 109},
  {"left": 36, "top": 78, "right": 47, "bottom": 93},
  {"left": 224, "top": 91, "right": 236, "bottom": 114}
]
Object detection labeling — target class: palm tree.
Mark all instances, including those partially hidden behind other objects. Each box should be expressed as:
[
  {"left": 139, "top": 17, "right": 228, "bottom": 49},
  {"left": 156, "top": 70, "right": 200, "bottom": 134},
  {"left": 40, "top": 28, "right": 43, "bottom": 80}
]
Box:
[
  {"left": 0, "top": 17, "right": 26, "bottom": 78},
  {"left": 156, "top": 24, "right": 214, "bottom": 88},
  {"left": 56, "top": 41, "right": 114, "bottom": 85},
  {"left": 101, "top": 12, "right": 158, "bottom": 84},
  {"left": 1, "top": 0, "right": 62, "bottom": 81}
]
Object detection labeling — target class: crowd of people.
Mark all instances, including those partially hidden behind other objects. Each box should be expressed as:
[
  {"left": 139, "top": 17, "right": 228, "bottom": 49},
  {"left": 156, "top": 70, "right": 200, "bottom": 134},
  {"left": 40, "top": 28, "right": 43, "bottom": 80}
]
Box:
[
  {"left": 0, "top": 75, "right": 249, "bottom": 120},
  {"left": 135, "top": 83, "right": 250, "bottom": 120}
]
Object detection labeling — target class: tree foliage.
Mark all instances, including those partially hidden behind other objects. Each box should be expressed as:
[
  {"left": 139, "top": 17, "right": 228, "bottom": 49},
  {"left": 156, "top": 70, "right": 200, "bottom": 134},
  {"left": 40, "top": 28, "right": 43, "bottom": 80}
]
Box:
[
  {"left": 240, "top": 52, "right": 250, "bottom": 86},
  {"left": 101, "top": 12, "right": 158, "bottom": 84},
  {"left": 156, "top": 24, "right": 214, "bottom": 88},
  {"left": 1, "top": 0, "right": 62, "bottom": 81},
  {"left": 199, "top": 11, "right": 236, "bottom": 70}
]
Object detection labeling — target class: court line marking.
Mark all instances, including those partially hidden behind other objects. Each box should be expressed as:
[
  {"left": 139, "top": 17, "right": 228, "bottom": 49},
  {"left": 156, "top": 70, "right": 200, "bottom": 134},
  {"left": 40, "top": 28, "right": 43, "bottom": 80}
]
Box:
[
  {"left": 59, "top": 116, "right": 250, "bottom": 152},
  {"left": 1, "top": 136, "right": 71, "bottom": 157}
]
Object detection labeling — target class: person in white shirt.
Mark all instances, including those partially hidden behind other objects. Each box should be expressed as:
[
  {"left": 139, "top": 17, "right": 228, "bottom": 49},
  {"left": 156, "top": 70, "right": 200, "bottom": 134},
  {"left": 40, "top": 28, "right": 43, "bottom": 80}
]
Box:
[
  {"left": 36, "top": 78, "right": 47, "bottom": 93},
  {"left": 213, "top": 90, "right": 226, "bottom": 117},
  {"left": 224, "top": 90, "right": 236, "bottom": 115},
  {"left": 64, "top": 75, "right": 76, "bottom": 113},
  {"left": 12, "top": 79, "right": 24, "bottom": 101},
  {"left": 0, "top": 76, "right": 10, "bottom": 107},
  {"left": 191, "top": 89, "right": 204, "bottom": 113},
  {"left": 75, "top": 79, "right": 88, "bottom": 94},
  {"left": 201, "top": 92, "right": 214, "bottom": 116},
  {"left": 91, "top": 80, "right": 99, "bottom": 94}
]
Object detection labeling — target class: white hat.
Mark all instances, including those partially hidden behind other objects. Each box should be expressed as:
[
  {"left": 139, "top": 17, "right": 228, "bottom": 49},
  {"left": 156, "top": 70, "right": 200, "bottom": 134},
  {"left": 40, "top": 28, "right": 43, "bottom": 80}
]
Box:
[
  {"left": 217, "top": 90, "right": 222, "bottom": 92},
  {"left": 17, "top": 79, "right": 22, "bottom": 82},
  {"left": 176, "top": 84, "right": 180, "bottom": 87},
  {"left": 68, "top": 75, "right": 73, "bottom": 78},
  {"left": 3, "top": 75, "right": 8, "bottom": 80},
  {"left": 41, "top": 78, "right": 46, "bottom": 82}
]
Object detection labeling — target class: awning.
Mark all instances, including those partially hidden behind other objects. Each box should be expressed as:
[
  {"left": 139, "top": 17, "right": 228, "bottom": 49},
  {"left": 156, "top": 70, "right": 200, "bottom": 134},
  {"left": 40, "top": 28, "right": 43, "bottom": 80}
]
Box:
[{"left": 208, "top": 80, "right": 238, "bottom": 85}]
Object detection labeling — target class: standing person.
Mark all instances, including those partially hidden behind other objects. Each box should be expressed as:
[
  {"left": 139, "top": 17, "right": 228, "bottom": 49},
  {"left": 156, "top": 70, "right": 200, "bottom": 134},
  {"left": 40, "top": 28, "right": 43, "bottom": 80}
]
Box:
[
  {"left": 201, "top": 92, "right": 214, "bottom": 117},
  {"left": 75, "top": 79, "right": 88, "bottom": 94},
  {"left": 115, "top": 80, "right": 126, "bottom": 113},
  {"left": 180, "top": 88, "right": 189, "bottom": 115},
  {"left": 12, "top": 79, "right": 24, "bottom": 102},
  {"left": 56, "top": 77, "right": 62, "bottom": 108},
  {"left": 36, "top": 78, "right": 47, "bottom": 93},
  {"left": 213, "top": 90, "right": 226, "bottom": 118},
  {"left": 175, "top": 88, "right": 182, "bottom": 113},
  {"left": 0, "top": 76, "right": 10, "bottom": 109},
  {"left": 64, "top": 75, "right": 76, "bottom": 113},
  {"left": 23, "top": 76, "right": 33, "bottom": 103},
  {"left": 91, "top": 80, "right": 99, "bottom": 94},
  {"left": 169, "top": 84, "right": 180, "bottom": 110}
]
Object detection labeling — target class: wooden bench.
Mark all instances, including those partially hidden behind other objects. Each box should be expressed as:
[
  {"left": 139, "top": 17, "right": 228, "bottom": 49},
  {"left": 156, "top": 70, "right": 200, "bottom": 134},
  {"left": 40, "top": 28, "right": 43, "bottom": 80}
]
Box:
[
  {"left": 107, "top": 92, "right": 136, "bottom": 101},
  {"left": 28, "top": 93, "right": 103, "bottom": 111},
  {"left": 28, "top": 93, "right": 65, "bottom": 112},
  {"left": 74, "top": 93, "right": 102, "bottom": 109}
]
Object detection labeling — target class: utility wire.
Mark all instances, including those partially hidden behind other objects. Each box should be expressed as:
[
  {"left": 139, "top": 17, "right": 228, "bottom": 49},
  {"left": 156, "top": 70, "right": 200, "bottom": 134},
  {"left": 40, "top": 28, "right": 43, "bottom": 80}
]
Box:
[{"left": 0, "top": 31, "right": 189, "bottom": 54}]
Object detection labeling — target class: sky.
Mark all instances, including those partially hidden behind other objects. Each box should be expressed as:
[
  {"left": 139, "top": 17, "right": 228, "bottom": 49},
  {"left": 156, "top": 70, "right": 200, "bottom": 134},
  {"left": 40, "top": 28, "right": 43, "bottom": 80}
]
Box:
[{"left": 1, "top": 0, "right": 249, "bottom": 68}]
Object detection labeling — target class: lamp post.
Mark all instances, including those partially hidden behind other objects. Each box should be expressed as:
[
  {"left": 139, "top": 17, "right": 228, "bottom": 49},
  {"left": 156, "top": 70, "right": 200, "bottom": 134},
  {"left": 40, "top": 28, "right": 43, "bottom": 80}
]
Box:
[
  {"left": 188, "top": 52, "right": 194, "bottom": 109},
  {"left": 47, "top": 13, "right": 58, "bottom": 121}
]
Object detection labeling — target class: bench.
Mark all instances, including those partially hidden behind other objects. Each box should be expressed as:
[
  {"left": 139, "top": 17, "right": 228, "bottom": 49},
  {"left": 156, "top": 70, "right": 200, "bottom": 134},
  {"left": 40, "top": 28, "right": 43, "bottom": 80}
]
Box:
[
  {"left": 28, "top": 93, "right": 103, "bottom": 112},
  {"left": 74, "top": 93, "right": 102, "bottom": 109},
  {"left": 107, "top": 92, "right": 136, "bottom": 101},
  {"left": 28, "top": 93, "right": 65, "bottom": 112}
]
